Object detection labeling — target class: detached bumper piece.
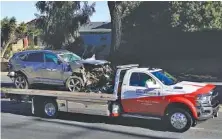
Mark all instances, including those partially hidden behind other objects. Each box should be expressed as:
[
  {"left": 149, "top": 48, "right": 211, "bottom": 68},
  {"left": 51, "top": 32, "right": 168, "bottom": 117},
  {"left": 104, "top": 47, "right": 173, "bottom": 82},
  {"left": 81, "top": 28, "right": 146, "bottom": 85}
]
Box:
[
  {"left": 7, "top": 71, "right": 16, "bottom": 77},
  {"left": 197, "top": 92, "right": 220, "bottom": 120}
]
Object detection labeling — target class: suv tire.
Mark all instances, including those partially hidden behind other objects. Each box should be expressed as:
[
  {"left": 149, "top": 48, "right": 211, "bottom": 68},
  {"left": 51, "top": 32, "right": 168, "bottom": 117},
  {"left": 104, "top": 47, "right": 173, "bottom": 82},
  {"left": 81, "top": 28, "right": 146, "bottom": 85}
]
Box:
[
  {"left": 66, "top": 76, "right": 84, "bottom": 92},
  {"left": 14, "top": 74, "right": 29, "bottom": 89}
]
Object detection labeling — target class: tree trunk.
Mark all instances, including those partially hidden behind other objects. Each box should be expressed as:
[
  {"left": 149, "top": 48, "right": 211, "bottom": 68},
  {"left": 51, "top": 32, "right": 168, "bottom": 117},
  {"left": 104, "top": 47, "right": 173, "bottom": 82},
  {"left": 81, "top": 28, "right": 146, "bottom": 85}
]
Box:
[
  {"left": 108, "top": 1, "right": 122, "bottom": 64},
  {"left": 1, "top": 40, "right": 12, "bottom": 58}
]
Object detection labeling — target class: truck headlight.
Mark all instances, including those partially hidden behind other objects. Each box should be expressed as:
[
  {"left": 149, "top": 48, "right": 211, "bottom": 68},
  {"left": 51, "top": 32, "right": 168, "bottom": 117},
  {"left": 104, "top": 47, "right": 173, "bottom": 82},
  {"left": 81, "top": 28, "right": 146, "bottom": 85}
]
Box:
[{"left": 196, "top": 94, "right": 212, "bottom": 104}]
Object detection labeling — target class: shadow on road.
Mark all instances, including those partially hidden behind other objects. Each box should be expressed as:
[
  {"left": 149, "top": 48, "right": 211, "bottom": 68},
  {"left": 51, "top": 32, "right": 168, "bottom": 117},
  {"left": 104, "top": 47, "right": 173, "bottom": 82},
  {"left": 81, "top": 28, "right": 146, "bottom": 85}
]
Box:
[
  {"left": 1, "top": 100, "right": 175, "bottom": 136},
  {"left": 35, "top": 118, "right": 178, "bottom": 139}
]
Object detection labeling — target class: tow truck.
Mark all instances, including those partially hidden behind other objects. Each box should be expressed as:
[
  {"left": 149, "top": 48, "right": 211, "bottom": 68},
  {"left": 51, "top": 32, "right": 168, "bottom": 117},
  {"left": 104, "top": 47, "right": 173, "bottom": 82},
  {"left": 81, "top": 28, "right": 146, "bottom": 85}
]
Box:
[{"left": 1, "top": 64, "right": 220, "bottom": 133}]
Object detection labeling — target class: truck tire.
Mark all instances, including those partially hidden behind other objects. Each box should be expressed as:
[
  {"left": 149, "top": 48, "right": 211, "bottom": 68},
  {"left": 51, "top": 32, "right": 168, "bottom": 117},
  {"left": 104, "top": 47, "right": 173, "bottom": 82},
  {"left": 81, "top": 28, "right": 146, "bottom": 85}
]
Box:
[
  {"left": 166, "top": 108, "right": 193, "bottom": 133},
  {"left": 43, "top": 99, "right": 58, "bottom": 118},
  {"left": 32, "top": 97, "right": 58, "bottom": 118}
]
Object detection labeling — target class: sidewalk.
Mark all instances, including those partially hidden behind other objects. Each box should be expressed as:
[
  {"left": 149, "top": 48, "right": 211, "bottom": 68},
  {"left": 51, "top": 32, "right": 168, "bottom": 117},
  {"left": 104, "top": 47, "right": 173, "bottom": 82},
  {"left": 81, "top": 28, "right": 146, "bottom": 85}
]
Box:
[{"left": 1, "top": 72, "right": 8, "bottom": 76}]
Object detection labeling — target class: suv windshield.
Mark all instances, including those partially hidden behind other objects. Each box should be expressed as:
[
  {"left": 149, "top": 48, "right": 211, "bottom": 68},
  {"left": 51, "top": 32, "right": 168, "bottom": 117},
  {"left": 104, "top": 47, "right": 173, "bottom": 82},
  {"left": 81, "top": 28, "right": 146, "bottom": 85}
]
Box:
[
  {"left": 58, "top": 53, "right": 81, "bottom": 62},
  {"left": 151, "top": 70, "right": 178, "bottom": 85}
]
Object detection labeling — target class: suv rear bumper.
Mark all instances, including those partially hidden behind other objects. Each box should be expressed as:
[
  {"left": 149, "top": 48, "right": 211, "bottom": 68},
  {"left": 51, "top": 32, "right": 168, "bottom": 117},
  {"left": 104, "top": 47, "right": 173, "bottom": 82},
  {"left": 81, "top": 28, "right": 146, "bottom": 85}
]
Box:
[{"left": 196, "top": 102, "right": 220, "bottom": 120}]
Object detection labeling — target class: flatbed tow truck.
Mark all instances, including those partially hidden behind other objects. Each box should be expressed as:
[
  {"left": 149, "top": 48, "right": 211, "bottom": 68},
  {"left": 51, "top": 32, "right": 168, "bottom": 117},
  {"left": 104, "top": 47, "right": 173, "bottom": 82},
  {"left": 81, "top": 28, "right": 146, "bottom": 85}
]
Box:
[{"left": 1, "top": 64, "right": 220, "bottom": 133}]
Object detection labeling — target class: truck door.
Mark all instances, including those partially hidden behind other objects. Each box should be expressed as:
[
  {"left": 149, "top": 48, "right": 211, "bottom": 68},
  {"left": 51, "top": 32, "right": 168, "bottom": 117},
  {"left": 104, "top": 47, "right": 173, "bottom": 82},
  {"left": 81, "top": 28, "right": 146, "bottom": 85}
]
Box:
[{"left": 121, "top": 71, "right": 164, "bottom": 115}]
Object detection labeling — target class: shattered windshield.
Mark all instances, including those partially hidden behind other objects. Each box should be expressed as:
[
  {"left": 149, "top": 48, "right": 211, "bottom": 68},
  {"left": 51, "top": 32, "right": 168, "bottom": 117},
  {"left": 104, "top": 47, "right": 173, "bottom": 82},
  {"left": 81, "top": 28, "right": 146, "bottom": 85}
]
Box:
[
  {"left": 58, "top": 53, "right": 81, "bottom": 62},
  {"left": 151, "top": 70, "right": 178, "bottom": 85}
]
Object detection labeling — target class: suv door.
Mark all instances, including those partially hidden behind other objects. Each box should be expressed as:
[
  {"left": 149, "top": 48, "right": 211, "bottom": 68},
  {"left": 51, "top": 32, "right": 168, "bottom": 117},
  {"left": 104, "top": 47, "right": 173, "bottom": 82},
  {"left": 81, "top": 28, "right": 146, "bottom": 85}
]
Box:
[
  {"left": 121, "top": 71, "right": 164, "bottom": 116},
  {"left": 42, "top": 52, "right": 64, "bottom": 85},
  {"left": 24, "top": 52, "right": 44, "bottom": 82}
]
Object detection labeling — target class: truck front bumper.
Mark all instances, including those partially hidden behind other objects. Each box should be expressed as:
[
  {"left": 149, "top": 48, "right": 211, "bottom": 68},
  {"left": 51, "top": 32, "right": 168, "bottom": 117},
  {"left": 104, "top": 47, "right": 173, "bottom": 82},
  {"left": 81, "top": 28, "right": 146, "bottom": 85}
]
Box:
[{"left": 196, "top": 102, "right": 220, "bottom": 121}]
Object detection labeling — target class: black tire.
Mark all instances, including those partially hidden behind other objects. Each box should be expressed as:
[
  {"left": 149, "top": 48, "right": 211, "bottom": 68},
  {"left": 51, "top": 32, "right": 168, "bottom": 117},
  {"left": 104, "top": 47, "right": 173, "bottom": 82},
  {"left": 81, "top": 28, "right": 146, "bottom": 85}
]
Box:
[
  {"left": 192, "top": 120, "right": 197, "bottom": 127},
  {"left": 14, "top": 74, "right": 29, "bottom": 89},
  {"left": 32, "top": 97, "right": 58, "bottom": 118},
  {"left": 66, "top": 76, "right": 84, "bottom": 92},
  {"left": 43, "top": 99, "right": 58, "bottom": 118},
  {"left": 166, "top": 108, "right": 193, "bottom": 133}
]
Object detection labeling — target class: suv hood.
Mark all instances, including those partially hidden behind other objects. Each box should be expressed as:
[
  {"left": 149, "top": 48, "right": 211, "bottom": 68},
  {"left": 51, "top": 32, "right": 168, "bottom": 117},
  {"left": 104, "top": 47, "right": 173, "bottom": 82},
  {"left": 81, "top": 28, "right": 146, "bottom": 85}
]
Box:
[
  {"left": 165, "top": 81, "right": 215, "bottom": 95},
  {"left": 77, "top": 59, "right": 110, "bottom": 65},
  {"left": 68, "top": 59, "right": 110, "bottom": 71}
]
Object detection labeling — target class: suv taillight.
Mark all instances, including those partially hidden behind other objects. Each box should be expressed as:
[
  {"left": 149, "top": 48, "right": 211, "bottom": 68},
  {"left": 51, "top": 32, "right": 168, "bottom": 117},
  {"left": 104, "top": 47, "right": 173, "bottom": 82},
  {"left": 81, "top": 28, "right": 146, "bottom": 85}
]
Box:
[{"left": 7, "top": 62, "right": 12, "bottom": 70}]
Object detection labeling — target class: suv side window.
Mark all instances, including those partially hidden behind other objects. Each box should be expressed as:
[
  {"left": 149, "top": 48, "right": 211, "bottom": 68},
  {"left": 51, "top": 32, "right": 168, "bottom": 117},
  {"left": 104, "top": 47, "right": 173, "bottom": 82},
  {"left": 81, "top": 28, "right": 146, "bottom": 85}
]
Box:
[
  {"left": 44, "top": 53, "right": 59, "bottom": 64},
  {"left": 129, "top": 72, "right": 153, "bottom": 87},
  {"left": 26, "top": 52, "right": 44, "bottom": 62}
]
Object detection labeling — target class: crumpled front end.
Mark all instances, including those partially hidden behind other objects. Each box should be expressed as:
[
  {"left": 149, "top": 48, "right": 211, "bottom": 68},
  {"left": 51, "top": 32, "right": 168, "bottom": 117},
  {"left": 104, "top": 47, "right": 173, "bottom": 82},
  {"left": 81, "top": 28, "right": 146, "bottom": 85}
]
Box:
[{"left": 68, "top": 60, "right": 114, "bottom": 93}]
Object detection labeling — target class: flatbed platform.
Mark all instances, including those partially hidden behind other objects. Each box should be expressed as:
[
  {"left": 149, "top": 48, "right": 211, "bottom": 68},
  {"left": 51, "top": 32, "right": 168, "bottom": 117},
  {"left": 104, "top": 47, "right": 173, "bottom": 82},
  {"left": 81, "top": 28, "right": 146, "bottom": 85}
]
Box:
[{"left": 1, "top": 87, "right": 116, "bottom": 103}]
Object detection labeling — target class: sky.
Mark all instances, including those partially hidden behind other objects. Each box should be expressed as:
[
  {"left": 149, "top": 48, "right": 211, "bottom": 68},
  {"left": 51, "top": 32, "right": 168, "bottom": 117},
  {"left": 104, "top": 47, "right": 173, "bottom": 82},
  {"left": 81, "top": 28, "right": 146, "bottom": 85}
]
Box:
[{"left": 0, "top": 1, "right": 110, "bottom": 23}]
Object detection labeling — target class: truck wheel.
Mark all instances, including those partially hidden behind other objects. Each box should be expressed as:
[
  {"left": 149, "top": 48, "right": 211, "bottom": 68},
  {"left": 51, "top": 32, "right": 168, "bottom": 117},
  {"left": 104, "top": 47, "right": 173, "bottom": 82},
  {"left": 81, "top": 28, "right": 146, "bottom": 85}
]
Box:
[
  {"left": 167, "top": 108, "right": 193, "bottom": 133},
  {"left": 43, "top": 99, "right": 58, "bottom": 118},
  {"left": 32, "top": 97, "right": 58, "bottom": 118},
  {"left": 66, "top": 76, "right": 84, "bottom": 92},
  {"left": 14, "top": 74, "right": 29, "bottom": 89}
]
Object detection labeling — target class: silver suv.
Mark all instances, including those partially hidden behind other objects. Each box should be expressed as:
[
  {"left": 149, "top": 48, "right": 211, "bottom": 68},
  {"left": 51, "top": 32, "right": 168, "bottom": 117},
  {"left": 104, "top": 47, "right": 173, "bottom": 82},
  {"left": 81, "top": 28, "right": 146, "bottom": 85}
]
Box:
[{"left": 7, "top": 50, "right": 111, "bottom": 92}]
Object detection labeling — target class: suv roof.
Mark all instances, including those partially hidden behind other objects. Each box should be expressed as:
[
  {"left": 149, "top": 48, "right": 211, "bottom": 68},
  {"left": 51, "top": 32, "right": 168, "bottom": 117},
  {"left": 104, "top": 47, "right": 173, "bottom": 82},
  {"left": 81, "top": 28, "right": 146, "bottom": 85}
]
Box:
[{"left": 14, "top": 49, "right": 72, "bottom": 55}]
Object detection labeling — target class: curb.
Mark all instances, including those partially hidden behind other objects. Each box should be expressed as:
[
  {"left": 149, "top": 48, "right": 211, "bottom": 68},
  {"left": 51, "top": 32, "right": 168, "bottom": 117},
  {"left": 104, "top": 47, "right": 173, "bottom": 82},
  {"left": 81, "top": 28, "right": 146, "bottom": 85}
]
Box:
[{"left": 0, "top": 72, "right": 8, "bottom": 76}]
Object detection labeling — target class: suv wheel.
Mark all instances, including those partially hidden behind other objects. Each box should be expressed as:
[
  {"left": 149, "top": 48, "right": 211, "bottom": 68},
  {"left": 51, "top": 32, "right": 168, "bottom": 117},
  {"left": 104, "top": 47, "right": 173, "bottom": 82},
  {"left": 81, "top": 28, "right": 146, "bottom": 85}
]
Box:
[
  {"left": 166, "top": 108, "right": 193, "bottom": 133},
  {"left": 66, "top": 76, "right": 84, "bottom": 92},
  {"left": 14, "top": 74, "right": 29, "bottom": 89}
]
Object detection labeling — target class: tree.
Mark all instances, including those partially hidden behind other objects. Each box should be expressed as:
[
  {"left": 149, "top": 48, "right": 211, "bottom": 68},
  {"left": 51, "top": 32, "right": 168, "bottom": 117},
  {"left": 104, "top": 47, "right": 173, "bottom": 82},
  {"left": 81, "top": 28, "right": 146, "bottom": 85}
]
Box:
[
  {"left": 107, "top": 1, "right": 141, "bottom": 63},
  {"left": 1, "top": 17, "right": 40, "bottom": 58},
  {"left": 171, "top": 1, "right": 222, "bottom": 32},
  {"left": 108, "top": 1, "right": 222, "bottom": 64},
  {"left": 1, "top": 17, "right": 17, "bottom": 58},
  {"left": 35, "top": 1, "right": 95, "bottom": 49}
]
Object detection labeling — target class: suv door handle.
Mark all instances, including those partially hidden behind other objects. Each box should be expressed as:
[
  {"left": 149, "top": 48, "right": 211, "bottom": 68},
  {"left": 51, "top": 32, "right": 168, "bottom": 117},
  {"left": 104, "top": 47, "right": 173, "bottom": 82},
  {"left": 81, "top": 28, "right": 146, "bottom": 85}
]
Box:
[{"left": 42, "top": 67, "right": 51, "bottom": 71}]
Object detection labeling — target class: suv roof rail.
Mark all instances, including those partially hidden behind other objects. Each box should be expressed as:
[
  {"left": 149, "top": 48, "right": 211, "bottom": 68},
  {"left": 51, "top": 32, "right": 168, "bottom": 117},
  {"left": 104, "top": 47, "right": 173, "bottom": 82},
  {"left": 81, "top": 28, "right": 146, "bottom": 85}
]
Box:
[{"left": 116, "top": 64, "right": 139, "bottom": 69}]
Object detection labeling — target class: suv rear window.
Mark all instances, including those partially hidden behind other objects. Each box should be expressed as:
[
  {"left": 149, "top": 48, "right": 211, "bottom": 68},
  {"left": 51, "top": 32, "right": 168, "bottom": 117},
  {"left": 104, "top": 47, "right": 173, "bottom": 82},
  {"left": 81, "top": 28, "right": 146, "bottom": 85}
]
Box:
[{"left": 26, "top": 52, "right": 44, "bottom": 62}]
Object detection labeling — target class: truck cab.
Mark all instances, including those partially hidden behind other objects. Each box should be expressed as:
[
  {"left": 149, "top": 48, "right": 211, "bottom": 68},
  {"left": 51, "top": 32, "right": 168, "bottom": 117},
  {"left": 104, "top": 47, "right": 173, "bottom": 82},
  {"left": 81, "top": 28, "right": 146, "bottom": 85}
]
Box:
[{"left": 109, "top": 64, "right": 220, "bottom": 132}]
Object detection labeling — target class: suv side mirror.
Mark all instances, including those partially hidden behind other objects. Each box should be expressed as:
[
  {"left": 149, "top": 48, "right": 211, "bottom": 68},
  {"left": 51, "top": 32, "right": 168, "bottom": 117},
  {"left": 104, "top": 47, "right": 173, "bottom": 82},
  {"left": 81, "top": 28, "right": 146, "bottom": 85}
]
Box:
[
  {"left": 57, "top": 59, "right": 62, "bottom": 65},
  {"left": 146, "top": 81, "right": 160, "bottom": 89}
]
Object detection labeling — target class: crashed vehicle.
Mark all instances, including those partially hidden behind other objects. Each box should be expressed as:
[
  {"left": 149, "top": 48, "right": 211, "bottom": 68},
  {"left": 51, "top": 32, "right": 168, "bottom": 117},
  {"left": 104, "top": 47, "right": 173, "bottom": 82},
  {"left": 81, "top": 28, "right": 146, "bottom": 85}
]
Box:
[{"left": 7, "top": 50, "right": 114, "bottom": 93}]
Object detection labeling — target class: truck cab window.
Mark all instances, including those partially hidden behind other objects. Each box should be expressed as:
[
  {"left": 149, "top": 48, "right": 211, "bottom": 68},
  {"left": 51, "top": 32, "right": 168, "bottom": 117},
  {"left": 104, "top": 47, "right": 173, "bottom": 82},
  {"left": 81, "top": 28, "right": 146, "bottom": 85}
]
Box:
[{"left": 129, "top": 72, "right": 153, "bottom": 87}]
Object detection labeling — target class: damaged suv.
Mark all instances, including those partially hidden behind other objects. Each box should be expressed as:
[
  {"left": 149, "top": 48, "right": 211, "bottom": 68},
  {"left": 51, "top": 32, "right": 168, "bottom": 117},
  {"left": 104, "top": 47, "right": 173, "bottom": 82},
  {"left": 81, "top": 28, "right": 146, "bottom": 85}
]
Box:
[{"left": 7, "top": 50, "right": 113, "bottom": 93}]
